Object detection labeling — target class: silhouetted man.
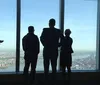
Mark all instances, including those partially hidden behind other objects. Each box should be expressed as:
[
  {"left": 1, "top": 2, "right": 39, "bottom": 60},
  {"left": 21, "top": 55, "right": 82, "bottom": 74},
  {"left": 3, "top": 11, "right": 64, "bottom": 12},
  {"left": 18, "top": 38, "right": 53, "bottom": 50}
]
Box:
[
  {"left": 40, "top": 18, "right": 63, "bottom": 84},
  {"left": 22, "top": 26, "right": 39, "bottom": 85}
]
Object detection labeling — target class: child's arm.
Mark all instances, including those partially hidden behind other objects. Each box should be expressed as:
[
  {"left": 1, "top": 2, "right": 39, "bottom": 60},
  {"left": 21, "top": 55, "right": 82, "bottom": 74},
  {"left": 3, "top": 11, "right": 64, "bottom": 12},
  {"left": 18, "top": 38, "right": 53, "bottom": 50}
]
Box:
[{"left": 71, "top": 38, "right": 74, "bottom": 53}]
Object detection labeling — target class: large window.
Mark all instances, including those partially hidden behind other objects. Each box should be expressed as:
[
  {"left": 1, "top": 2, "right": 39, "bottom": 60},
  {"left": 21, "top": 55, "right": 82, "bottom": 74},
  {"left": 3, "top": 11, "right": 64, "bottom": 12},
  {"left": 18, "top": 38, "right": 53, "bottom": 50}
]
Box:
[
  {"left": 0, "top": 0, "right": 98, "bottom": 72},
  {"left": 0, "top": 0, "right": 16, "bottom": 72},
  {"left": 65, "top": 0, "right": 97, "bottom": 70},
  {"left": 20, "top": 0, "right": 59, "bottom": 71}
]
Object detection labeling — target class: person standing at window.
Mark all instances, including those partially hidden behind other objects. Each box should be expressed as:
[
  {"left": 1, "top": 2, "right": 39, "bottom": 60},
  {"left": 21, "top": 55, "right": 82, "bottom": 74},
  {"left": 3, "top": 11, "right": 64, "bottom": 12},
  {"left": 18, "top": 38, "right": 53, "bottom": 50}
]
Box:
[
  {"left": 60, "top": 29, "right": 73, "bottom": 84},
  {"left": 40, "top": 18, "right": 63, "bottom": 85},
  {"left": 22, "top": 26, "right": 40, "bottom": 85}
]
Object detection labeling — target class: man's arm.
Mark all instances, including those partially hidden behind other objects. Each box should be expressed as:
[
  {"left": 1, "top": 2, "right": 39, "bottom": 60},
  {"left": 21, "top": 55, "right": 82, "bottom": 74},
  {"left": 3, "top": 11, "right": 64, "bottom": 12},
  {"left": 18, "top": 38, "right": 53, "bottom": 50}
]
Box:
[
  {"left": 40, "top": 29, "right": 45, "bottom": 46},
  {"left": 36, "top": 36, "right": 40, "bottom": 54},
  {"left": 22, "top": 37, "right": 26, "bottom": 51},
  {"left": 58, "top": 30, "right": 64, "bottom": 47}
]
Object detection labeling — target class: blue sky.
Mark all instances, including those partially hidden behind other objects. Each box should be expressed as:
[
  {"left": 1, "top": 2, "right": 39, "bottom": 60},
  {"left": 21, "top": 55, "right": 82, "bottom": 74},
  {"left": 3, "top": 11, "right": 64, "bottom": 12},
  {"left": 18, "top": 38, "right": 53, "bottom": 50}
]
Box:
[{"left": 0, "top": 0, "right": 97, "bottom": 51}]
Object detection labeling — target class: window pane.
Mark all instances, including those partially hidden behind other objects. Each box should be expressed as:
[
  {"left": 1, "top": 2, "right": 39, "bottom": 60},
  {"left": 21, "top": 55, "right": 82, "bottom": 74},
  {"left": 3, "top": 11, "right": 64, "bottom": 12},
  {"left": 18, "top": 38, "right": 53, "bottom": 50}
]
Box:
[
  {"left": 65, "top": 0, "right": 97, "bottom": 70},
  {"left": 0, "top": 0, "right": 16, "bottom": 72},
  {"left": 20, "top": 0, "right": 59, "bottom": 71}
]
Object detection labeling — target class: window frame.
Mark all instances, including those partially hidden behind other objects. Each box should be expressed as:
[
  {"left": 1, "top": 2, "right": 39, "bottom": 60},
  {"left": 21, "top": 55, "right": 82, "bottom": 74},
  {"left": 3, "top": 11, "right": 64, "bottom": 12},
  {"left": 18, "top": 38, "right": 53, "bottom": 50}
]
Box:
[
  {"left": 16, "top": 0, "right": 99, "bottom": 72},
  {"left": 96, "top": 0, "right": 100, "bottom": 70},
  {"left": 16, "top": 0, "right": 21, "bottom": 72}
]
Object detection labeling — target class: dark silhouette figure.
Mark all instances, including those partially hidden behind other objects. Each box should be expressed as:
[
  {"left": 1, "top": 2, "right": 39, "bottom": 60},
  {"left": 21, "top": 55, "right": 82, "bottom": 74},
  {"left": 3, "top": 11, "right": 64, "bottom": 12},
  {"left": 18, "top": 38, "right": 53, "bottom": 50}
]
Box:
[
  {"left": 60, "top": 29, "right": 73, "bottom": 84},
  {"left": 22, "top": 26, "right": 40, "bottom": 85},
  {"left": 0, "top": 40, "right": 4, "bottom": 43},
  {"left": 40, "top": 18, "right": 63, "bottom": 84}
]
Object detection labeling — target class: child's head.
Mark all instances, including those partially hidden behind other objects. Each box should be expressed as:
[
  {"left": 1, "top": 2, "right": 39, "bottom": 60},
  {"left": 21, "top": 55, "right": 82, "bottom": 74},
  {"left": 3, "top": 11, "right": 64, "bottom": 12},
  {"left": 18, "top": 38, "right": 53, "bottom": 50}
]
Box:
[{"left": 65, "top": 29, "right": 71, "bottom": 36}]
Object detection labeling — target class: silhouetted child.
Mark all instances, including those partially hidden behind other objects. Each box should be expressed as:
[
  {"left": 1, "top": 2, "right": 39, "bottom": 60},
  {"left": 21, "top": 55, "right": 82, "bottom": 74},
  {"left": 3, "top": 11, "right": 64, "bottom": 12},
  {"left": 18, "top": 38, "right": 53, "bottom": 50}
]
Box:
[{"left": 60, "top": 29, "right": 73, "bottom": 82}]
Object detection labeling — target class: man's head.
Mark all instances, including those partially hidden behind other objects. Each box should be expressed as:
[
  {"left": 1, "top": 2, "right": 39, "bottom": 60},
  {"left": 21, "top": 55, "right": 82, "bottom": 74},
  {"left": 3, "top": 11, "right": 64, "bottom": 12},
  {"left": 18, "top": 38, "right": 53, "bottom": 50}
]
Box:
[
  {"left": 65, "top": 29, "right": 71, "bottom": 36},
  {"left": 49, "top": 18, "right": 56, "bottom": 28},
  {"left": 28, "top": 26, "right": 34, "bottom": 33}
]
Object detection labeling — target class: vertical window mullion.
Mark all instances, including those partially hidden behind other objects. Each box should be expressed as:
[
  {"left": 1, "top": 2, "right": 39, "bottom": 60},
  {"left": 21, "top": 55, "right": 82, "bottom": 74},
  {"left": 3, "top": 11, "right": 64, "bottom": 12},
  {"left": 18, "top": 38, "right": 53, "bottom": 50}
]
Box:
[
  {"left": 96, "top": 0, "right": 100, "bottom": 70},
  {"left": 59, "top": 0, "right": 65, "bottom": 34},
  {"left": 59, "top": 0, "right": 65, "bottom": 71},
  {"left": 16, "top": 0, "right": 21, "bottom": 72}
]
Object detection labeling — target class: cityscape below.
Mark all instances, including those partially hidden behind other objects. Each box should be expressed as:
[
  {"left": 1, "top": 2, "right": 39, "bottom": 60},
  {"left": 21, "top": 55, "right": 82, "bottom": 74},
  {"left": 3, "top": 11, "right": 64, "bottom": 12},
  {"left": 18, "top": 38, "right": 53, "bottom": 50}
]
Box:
[{"left": 0, "top": 50, "right": 96, "bottom": 72}]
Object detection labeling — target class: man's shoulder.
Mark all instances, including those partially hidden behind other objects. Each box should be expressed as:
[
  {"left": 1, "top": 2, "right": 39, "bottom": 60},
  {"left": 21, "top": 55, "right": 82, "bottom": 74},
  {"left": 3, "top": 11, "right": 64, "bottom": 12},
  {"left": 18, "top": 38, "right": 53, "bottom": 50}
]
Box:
[
  {"left": 34, "top": 34, "right": 38, "bottom": 38},
  {"left": 54, "top": 28, "right": 61, "bottom": 34},
  {"left": 23, "top": 34, "right": 28, "bottom": 39},
  {"left": 43, "top": 28, "right": 49, "bottom": 31},
  {"left": 23, "top": 33, "right": 38, "bottom": 38},
  {"left": 42, "top": 28, "right": 50, "bottom": 34},
  {"left": 30, "top": 34, "right": 38, "bottom": 39},
  {"left": 55, "top": 28, "right": 60, "bottom": 31},
  {"left": 42, "top": 28, "right": 61, "bottom": 34}
]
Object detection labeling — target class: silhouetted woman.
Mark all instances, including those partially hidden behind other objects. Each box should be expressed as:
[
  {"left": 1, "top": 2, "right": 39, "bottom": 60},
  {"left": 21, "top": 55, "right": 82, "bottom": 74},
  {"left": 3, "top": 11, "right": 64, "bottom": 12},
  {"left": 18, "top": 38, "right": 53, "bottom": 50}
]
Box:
[{"left": 60, "top": 29, "right": 74, "bottom": 82}]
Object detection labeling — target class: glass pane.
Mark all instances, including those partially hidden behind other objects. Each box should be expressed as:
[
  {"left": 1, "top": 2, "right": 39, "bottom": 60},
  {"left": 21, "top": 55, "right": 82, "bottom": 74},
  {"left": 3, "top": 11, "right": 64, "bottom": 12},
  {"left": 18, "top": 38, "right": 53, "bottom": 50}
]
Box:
[
  {"left": 20, "top": 0, "right": 59, "bottom": 71},
  {"left": 65, "top": 0, "right": 97, "bottom": 70},
  {"left": 0, "top": 0, "right": 16, "bottom": 72}
]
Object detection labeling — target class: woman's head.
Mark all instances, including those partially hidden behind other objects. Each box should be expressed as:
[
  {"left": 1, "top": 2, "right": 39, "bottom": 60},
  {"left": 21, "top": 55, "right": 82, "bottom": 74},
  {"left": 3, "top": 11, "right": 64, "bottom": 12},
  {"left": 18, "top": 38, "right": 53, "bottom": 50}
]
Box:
[{"left": 65, "top": 29, "right": 71, "bottom": 36}]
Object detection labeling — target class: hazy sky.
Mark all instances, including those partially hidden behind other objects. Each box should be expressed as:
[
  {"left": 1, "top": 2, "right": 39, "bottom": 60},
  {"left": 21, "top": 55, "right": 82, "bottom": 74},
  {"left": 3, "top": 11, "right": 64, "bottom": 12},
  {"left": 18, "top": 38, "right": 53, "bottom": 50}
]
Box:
[{"left": 0, "top": 0, "right": 97, "bottom": 51}]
